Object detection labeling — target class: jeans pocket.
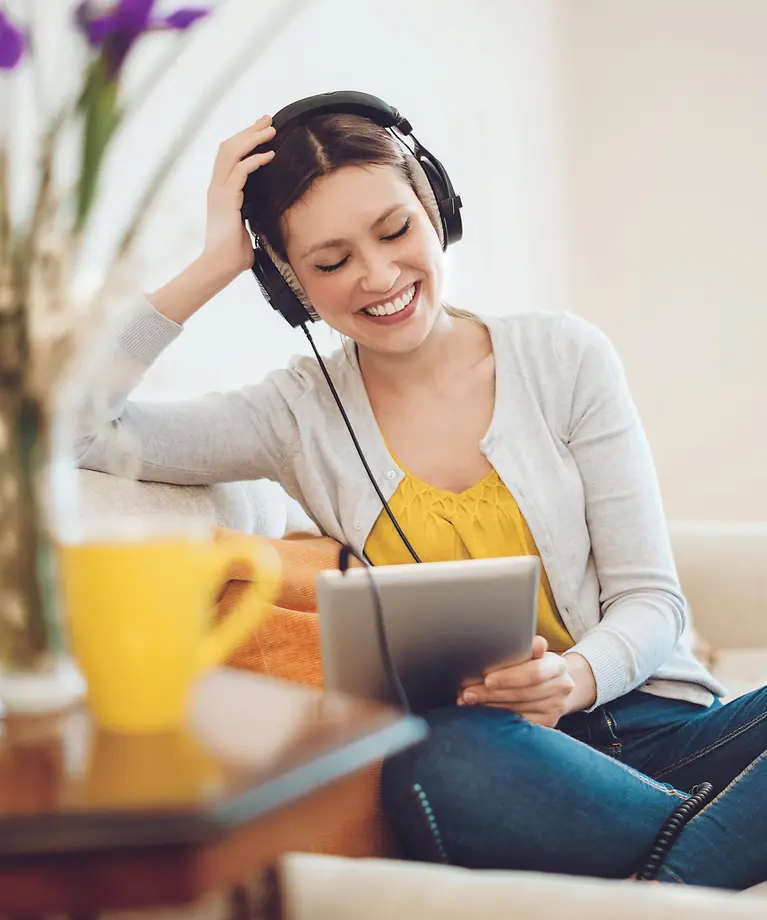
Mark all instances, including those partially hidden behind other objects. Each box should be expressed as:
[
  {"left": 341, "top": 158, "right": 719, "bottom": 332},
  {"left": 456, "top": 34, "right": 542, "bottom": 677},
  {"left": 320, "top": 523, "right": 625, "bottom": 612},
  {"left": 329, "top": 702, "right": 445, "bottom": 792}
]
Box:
[{"left": 595, "top": 743, "right": 623, "bottom": 760}]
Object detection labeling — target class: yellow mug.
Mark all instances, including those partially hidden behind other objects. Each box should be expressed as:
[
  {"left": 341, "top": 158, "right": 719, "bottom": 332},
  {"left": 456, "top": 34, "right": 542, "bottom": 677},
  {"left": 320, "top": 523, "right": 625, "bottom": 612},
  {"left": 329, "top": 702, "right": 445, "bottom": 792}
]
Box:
[{"left": 59, "top": 519, "right": 281, "bottom": 734}]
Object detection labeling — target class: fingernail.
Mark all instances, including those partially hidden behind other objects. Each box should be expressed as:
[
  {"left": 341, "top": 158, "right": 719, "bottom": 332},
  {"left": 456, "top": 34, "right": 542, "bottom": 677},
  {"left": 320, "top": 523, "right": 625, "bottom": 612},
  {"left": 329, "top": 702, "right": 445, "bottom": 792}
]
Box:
[{"left": 463, "top": 691, "right": 477, "bottom": 705}]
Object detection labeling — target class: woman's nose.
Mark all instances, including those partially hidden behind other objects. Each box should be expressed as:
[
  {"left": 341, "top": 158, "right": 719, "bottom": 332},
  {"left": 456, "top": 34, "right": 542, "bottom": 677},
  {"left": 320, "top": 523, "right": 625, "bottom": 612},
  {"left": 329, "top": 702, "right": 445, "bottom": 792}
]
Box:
[{"left": 359, "top": 255, "right": 400, "bottom": 294}]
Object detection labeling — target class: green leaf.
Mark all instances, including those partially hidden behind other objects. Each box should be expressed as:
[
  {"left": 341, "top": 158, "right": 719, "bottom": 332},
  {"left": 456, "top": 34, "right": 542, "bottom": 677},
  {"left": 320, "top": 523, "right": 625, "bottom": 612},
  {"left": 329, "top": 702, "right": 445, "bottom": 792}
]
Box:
[{"left": 75, "top": 59, "right": 122, "bottom": 233}]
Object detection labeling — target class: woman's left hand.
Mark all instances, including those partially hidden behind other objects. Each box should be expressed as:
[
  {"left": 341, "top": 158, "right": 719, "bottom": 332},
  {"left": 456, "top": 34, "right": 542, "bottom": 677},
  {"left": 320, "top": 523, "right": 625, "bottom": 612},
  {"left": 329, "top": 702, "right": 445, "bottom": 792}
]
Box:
[{"left": 457, "top": 637, "right": 597, "bottom": 728}]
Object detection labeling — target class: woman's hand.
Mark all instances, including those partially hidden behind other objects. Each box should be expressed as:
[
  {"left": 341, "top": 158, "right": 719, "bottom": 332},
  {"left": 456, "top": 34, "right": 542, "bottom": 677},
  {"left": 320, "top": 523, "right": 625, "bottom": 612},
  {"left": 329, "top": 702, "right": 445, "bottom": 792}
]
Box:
[
  {"left": 148, "top": 116, "right": 277, "bottom": 325},
  {"left": 202, "top": 114, "right": 277, "bottom": 284},
  {"left": 457, "top": 637, "right": 597, "bottom": 728}
]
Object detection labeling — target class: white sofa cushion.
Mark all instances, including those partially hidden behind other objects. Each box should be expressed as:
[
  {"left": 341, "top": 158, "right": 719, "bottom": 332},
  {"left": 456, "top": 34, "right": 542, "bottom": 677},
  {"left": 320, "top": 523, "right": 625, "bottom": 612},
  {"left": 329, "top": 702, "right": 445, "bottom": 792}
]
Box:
[
  {"left": 73, "top": 470, "right": 290, "bottom": 537},
  {"left": 711, "top": 648, "right": 767, "bottom": 703},
  {"left": 280, "top": 853, "right": 767, "bottom": 920}
]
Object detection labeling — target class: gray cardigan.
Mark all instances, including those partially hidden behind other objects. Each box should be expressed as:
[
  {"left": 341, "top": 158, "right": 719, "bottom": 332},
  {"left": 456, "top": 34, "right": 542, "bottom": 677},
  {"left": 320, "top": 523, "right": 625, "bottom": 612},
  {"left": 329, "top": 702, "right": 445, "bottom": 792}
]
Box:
[{"left": 77, "top": 300, "right": 725, "bottom": 710}]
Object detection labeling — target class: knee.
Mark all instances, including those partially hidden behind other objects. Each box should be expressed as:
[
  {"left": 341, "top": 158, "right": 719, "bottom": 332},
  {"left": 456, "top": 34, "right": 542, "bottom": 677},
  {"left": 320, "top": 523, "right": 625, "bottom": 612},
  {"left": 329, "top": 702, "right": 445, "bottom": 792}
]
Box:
[
  {"left": 381, "top": 706, "right": 529, "bottom": 814},
  {"left": 380, "top": 706, "right": 530, "bottom": 863}
]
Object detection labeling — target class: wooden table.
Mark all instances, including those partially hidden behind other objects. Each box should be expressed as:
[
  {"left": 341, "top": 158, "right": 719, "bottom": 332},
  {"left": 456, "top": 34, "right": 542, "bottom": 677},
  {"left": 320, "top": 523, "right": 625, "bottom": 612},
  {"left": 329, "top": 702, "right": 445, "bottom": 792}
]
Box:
[{"left": 0, "top": 669, "right": 426, "bottom": 918}]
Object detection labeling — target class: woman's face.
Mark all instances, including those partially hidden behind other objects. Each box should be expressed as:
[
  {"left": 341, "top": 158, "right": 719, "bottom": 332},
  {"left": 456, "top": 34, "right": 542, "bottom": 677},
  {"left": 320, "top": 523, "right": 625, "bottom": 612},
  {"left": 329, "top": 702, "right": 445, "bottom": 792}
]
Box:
[{"left": 283, "top": 164, "right": 445, "bottom": 355}]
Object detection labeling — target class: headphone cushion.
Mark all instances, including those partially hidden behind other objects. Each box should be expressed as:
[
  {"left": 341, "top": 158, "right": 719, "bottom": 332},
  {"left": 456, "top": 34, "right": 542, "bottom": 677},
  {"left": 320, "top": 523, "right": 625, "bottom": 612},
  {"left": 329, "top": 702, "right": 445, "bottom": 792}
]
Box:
[
  {"left": 404, "top": 153, "right": 445, "bottom": 248},
  {"left": 260, "top": 237, "right": 317, "bottom": 318}
]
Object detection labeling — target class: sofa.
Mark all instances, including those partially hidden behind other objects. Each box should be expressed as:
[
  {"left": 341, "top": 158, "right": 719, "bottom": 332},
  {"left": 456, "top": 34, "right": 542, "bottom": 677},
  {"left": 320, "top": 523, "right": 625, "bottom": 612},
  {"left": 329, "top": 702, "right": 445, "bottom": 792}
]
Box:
[{"left": 75, "top": 469, "right": 767, "bottom": 915}]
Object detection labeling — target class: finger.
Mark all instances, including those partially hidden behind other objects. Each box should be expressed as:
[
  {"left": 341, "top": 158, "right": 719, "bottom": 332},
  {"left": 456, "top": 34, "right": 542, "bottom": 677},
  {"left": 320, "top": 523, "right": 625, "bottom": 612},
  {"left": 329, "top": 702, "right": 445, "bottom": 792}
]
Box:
[
  {"left": 212, "top": 118, "right": 275, "bottom": 184},
  {"left": 464, "top": 676, "right": 572, "bottom": 706},
  {"left": 485, "top": 654, "right": 568, "bottom": 691},
  {"left": 479, "top": 677, "right": 574, "bottom": 705},
  {"left": 225, "top": 149, "right": 276, "bottom": 191},
  {"left": 481, "top": 637, "right": 550, "bottom": 687}
]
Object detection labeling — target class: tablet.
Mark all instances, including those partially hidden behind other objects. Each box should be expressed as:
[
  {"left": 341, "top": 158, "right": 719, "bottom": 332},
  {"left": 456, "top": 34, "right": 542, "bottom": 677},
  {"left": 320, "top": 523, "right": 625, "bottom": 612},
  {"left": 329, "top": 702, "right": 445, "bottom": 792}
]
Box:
[{"left": 316, "top": 556, "right": 539, "bottom": 713}]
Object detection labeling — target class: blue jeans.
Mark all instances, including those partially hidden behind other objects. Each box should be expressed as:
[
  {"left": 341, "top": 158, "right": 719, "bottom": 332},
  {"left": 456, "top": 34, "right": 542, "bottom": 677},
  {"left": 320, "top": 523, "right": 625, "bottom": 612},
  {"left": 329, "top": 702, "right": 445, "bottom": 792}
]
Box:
[{"left": 380, "top": 687, "right": 767, "bottom": 889}]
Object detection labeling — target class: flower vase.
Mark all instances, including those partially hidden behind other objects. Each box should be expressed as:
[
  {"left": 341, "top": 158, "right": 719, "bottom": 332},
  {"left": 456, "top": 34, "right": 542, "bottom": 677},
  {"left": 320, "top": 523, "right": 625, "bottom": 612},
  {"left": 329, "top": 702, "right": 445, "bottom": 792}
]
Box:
[{"left": 0, "top": 388, "right": 85, "bottom": 717}]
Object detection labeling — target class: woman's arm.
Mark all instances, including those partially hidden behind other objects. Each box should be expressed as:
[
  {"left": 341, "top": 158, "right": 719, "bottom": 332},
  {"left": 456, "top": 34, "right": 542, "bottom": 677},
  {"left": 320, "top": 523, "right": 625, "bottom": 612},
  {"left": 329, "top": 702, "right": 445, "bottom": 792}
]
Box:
[
  {"left": 559, "top": 316, "right": 686, "bottom": 710},
  {"left": 76, "top": 117, "right": 286, "bottom": 485},
  {"left": 75, "top": 293, "right": 295, "bottom": 485}
]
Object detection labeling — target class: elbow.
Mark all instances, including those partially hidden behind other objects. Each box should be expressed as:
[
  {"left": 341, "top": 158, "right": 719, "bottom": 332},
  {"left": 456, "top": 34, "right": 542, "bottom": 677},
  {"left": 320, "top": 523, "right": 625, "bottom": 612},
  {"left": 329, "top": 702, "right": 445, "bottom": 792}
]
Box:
[
  {"left": 670, "top": 590, "right": 687, "bottom": 642},
  {"left": 74, "top": 430, "right": 105, "bottom": 469},
  {"left": 74, "top": 437, "right": 94, "bottom": 467}
]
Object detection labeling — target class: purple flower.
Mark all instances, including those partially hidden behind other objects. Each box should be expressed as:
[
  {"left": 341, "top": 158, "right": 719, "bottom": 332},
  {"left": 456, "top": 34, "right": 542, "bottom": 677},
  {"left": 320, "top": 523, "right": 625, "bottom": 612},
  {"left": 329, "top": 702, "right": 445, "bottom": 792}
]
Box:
[
  {"left": 0, "top": 8, "right": 27, "bottom": 70},
  {"left": 75, "top": 1, "right": 209, "bottom": 78}
]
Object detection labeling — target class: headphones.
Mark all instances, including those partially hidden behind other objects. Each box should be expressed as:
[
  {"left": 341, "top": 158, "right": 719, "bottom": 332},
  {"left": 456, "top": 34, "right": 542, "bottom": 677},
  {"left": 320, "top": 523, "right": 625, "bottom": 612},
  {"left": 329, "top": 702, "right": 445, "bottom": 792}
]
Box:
[{"left": 240, "top": 90, "right": 464, "bottom": 328}]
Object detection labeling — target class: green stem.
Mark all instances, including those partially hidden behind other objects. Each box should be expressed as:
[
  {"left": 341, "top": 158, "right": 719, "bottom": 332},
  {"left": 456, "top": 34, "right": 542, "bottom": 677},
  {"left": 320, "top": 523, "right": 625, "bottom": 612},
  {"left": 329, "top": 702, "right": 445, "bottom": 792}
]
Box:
[
  {"left": 76, "top": 60, "right": 121, "bottom": 234},
  {"left": 0, "top": 387, "right": 63, "bottom": 671}
]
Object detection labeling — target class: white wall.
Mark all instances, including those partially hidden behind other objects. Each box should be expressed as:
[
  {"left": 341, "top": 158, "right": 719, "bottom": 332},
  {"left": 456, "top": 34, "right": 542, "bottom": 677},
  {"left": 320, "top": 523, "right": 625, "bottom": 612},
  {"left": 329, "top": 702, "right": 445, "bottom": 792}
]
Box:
[
  {"left": 102, "top": 0, "right": 568, "bottom": 397},
  {"left": 91, "top": 0, "right": 766, "bottom": 521},
  {"left": 558, "top": 0, "right": 767, "bottom": 520}
]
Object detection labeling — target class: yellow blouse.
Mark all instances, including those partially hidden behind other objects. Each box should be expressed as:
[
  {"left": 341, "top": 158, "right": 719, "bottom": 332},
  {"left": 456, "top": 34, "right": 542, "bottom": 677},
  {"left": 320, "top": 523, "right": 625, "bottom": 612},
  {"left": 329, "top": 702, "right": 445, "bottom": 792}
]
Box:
[{"left": 364, "top": 464, "right": 575, "bottom": 653}]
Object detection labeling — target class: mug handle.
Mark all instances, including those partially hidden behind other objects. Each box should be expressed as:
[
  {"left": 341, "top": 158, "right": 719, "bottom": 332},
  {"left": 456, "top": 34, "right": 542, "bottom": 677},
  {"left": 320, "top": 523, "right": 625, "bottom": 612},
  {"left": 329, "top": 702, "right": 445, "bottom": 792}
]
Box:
[{"left": 199, "top": 537, "right": 282, "bottom": 670}]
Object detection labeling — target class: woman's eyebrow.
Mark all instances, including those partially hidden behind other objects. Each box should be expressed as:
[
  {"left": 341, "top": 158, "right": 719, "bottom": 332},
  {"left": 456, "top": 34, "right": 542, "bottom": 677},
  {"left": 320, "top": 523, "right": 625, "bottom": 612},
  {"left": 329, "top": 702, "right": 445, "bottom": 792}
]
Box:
[{"left": 299, "top": 204, "right": 406, "bottom": 259}]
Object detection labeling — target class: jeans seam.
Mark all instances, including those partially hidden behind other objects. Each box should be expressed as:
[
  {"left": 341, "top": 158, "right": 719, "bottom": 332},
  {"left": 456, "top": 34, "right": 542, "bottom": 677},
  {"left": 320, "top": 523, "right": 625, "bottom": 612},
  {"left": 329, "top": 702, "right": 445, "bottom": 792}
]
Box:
[
  {"left": 653, "top": 708, "right": 767, "bottom": 779},
  {"left": 604, "top": 756, "right": 688, "bottom": 799},
  {"left": 682, "top": 747, "right": 767, "bottom": 828},
  {"left": 658, "top": 865, "right": 686, "bottom": 884},
  {"left": 411, "top": 782, "right": 450, "bottom": 864}
]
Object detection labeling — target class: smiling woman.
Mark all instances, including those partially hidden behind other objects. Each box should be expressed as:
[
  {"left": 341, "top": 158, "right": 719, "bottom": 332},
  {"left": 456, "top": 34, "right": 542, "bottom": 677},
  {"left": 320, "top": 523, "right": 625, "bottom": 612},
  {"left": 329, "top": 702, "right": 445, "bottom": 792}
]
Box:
[
  {"left": 284, "top": 163, "right": 441, "bottom": 349},
  {"left": 240, "top": 112, "right": 447, "bottom": 354},
  {"left": 74, "top": 91, "right": 767, "bottom": 891}
]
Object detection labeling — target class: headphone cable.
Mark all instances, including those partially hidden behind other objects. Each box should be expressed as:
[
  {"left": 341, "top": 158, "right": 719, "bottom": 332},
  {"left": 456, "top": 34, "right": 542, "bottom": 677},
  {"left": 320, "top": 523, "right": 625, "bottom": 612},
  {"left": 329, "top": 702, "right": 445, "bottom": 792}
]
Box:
[
  {"left": 337, "top": 544, "right": 410, "bottom": 712},
  {"left": 301, "top": 324, "right": 422, "bottom": 564}
]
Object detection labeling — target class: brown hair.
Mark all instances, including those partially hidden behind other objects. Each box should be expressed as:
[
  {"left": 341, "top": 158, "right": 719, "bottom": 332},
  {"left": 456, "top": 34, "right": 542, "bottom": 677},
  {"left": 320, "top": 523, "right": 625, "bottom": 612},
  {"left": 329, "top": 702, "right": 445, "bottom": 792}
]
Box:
[{"left": 244, "top": 113, "right": 414, "bottom": 260}]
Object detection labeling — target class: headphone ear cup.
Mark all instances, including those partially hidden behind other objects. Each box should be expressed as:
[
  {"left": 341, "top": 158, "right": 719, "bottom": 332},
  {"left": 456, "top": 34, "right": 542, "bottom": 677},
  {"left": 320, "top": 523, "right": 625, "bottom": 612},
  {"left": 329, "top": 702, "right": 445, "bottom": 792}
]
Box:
[
  {"left": 416, "top": 156, "right": 463, "bottom": 249},
  {"left": 251, "top": 244, "right": 313, "bottom": 328}
]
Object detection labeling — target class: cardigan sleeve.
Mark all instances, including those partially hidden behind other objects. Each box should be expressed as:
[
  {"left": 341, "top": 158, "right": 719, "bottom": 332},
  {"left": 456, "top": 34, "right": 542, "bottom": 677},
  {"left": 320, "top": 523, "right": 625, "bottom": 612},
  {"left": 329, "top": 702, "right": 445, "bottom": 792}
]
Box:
[{"left": 557, "top": 315, "right": 686, "bottom": 708}]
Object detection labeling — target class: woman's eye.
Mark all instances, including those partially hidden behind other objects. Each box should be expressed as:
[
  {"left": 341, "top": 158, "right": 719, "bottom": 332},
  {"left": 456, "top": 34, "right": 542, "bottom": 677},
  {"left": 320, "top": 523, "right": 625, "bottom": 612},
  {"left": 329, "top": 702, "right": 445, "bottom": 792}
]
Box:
[
  {"left": 382, "top": 218, "right": 411, "bottom": 242},
  {"left": 313, "top": 218, "right": 410, "bottom": 272},
  {"left": 315, "top": 256, "right": 349, "bottom": 274}
]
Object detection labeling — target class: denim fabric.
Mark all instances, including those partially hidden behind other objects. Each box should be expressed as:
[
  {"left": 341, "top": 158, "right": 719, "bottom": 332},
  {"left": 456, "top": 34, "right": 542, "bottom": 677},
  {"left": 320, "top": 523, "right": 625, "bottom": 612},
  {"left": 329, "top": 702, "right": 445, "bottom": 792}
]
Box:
[{"left": 381, "top": 687, "right": 767, "bottom": 889}]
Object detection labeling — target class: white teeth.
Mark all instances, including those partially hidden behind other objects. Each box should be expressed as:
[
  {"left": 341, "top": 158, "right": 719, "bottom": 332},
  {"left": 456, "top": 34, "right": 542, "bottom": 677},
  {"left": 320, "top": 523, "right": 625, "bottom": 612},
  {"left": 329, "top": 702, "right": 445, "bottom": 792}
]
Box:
[{"left": 363, "top": 284, "right": 417, "bottom": 317}]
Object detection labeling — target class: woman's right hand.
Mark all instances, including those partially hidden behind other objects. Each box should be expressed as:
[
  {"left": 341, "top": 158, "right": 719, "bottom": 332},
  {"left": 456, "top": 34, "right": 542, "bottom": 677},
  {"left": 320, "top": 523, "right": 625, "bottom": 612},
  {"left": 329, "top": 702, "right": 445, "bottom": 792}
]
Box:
[{"left": 202, "top": 114, "right": 277, "bottom": 284}]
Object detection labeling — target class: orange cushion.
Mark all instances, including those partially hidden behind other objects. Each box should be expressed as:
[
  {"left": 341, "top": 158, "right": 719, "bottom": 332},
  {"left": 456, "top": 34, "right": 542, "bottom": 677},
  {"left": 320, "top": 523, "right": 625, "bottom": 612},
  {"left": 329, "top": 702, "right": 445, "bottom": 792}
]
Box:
[{"left": 213, "top": 528, "right": 390, "bottom": 858}]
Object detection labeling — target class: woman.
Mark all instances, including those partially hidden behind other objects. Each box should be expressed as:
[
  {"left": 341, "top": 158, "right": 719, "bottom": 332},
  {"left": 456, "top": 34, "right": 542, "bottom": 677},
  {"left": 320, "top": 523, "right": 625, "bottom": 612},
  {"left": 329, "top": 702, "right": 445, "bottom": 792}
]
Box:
[{"left": 78, "top": 103, "right": 767, "bottom": 889}]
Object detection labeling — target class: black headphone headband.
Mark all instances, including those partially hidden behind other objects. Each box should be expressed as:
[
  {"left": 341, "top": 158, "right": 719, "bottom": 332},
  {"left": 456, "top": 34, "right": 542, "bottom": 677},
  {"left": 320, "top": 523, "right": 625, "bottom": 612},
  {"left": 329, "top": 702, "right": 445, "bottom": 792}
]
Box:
[
  {"left": 243, "top": 90, "right": 463, "bottom": 328},
  {"left": 271, "top": 91, "right": 413, "bottom": 135}
]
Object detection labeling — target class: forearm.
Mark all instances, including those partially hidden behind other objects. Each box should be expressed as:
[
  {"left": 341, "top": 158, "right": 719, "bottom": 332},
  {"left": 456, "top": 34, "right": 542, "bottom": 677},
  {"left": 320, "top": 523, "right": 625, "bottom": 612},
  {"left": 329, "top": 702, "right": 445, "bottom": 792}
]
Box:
[
  {"left": 566, "top": 593, "right": 683, "bottom": 709},
  {"left": 563, "top": 651, "right": 597, "bottom": 714},
  {"left": 147, "top": 254, "right": 237, "bottom": 325}
]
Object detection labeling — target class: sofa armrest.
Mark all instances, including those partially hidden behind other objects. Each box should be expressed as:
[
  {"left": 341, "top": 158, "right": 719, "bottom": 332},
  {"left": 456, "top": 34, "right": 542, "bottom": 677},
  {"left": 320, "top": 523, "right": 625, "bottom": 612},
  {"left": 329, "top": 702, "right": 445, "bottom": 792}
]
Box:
[
  {"left": 73, "top": 470, "right": 290, "bottom": 538},
  {"left": 669, "top": 522, "right": 767, "bottom": 650}
]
